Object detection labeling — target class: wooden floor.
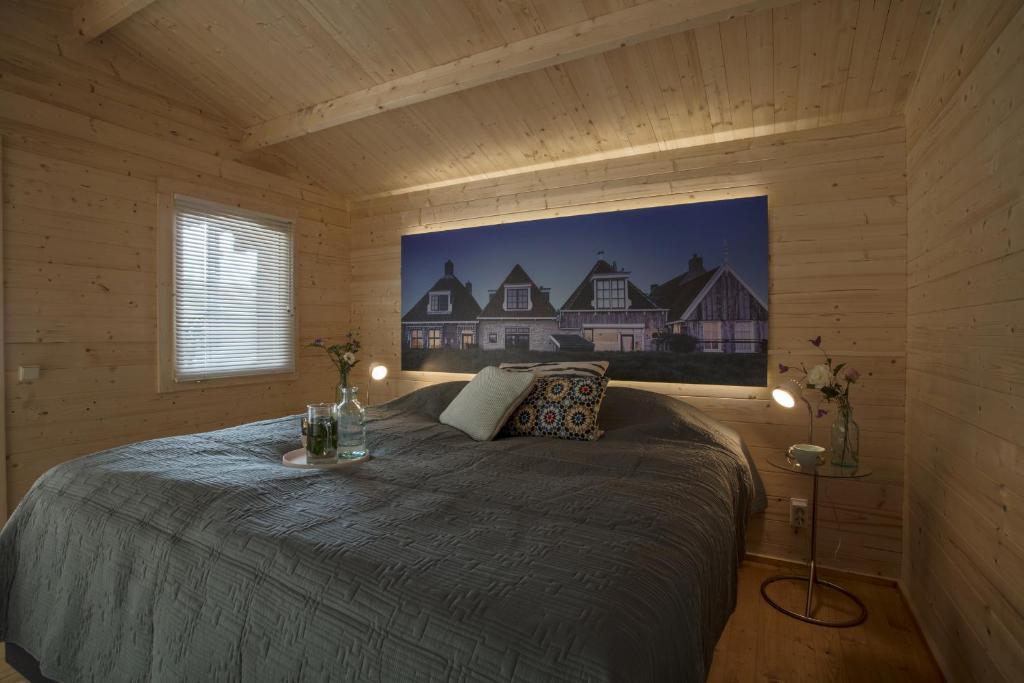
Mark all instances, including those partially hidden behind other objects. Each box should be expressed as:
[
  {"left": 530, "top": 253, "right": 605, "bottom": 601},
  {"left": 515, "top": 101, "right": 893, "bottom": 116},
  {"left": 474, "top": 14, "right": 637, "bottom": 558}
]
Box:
[
  {"left": 0, "top": 562, "right": 941, "bottom": 682},
  {"left": 0, "top": 646, "right": 22, "bottom": 683},
  {"left": 709, "top": 561, "right": 943, "bottom": 682}
]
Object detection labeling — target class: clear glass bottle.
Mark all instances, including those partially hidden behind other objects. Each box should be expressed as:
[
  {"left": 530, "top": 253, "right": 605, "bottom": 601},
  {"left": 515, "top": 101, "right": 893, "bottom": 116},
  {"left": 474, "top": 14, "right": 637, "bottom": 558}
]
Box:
[
  {"left": 334, "top": 386, "right": 367, "bottom": 459},
  {"left": 305, "top": 403, "right": 337, "bottom": 464},
  {"left": 830, "top": 404, "right": 860, "bottom": 468}
]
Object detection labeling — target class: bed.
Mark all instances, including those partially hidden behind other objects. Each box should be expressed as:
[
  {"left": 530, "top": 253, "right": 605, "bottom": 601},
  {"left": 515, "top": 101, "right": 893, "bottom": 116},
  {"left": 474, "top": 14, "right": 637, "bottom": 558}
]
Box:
[{"left": 0, "top": 383, "right": 765, "bottom": 682}]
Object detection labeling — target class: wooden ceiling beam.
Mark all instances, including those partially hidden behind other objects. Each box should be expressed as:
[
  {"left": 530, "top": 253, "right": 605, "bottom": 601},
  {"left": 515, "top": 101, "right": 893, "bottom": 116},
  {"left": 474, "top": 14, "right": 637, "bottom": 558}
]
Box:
[
  {"left": 75, "top": 0, "right": 157, "bottom": 41},
  {"left": 241, "top": 0, "right": 790, "bottom": 151}
]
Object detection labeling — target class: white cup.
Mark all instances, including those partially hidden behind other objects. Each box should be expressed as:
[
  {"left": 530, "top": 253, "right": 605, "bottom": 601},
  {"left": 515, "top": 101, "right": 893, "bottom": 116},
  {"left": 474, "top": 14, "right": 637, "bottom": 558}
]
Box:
[{"left": 789, "top": 443, "right": 824, "bottom": 470}]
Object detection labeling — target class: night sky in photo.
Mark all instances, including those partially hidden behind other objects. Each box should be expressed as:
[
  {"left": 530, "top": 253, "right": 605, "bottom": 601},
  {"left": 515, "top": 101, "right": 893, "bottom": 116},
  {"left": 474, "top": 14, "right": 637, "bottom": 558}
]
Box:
[{"left": 401, "top": 196, "right": 769, "bottom": 315}]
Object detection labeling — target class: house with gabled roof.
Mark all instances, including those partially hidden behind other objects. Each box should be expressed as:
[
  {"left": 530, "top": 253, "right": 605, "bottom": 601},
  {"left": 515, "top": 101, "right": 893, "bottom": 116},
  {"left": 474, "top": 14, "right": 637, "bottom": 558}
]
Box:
[
  {"left": 401, "top": 259, "right": 481, "bottom": 350},
  {"left": 650, "top": 253, "right": 767, "bottom": 353},
  {"left": 478, "top": 264, "right": 561, "bottom": 351},
  {"left": 556, "top": 259, "right": 668, "bottom": 352}
]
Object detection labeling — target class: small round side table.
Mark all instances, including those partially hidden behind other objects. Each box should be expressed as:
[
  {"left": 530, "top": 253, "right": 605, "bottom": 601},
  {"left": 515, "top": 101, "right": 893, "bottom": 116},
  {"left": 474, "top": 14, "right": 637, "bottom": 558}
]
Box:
[{"left": 760, "top": 454, "right": 872, "bottom": 628}]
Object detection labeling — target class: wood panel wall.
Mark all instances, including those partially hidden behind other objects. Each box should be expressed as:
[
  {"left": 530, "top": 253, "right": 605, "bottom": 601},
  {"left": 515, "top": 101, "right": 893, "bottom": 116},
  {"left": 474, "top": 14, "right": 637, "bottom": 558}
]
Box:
[
  {"left": 349, "top": 116, "right": 909, "bottom": 577},
  {"left": 0, "top": 137, "right": 7, "bottom": 523},
  {"left": 903, "top": 1, "right": 1024, "bottom": 681},
  {"left": 0, "top": 8, "right": 350, "bottom": 509}
]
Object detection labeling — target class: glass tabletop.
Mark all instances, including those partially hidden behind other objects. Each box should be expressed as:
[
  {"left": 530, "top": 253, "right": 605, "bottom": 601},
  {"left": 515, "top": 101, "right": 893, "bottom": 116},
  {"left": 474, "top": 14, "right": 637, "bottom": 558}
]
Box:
[{"left": 767, "top": 454, "right": 872, "bottom": 479}]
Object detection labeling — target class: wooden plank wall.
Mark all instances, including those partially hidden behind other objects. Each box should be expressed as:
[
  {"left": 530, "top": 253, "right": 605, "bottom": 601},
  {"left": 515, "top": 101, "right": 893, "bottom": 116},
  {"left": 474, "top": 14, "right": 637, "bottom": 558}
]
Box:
[
  {"left": 0, "top": 10, "right": 351, "bottom": 509},
  {"left": 0, "top": 137, "right": 7, "bottom": 523},
  {"left": 903, "top": 0, "right": 1024, "bottom": 681},
  {"left": 349, "top": 116, "right": 909, "bottom": 577}
]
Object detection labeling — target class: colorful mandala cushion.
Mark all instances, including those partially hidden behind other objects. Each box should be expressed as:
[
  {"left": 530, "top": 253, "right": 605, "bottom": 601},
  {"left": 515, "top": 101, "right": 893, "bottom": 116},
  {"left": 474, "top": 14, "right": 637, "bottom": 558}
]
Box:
[{"left": 500, "top": 375, "right": 609, "bottom": 441}]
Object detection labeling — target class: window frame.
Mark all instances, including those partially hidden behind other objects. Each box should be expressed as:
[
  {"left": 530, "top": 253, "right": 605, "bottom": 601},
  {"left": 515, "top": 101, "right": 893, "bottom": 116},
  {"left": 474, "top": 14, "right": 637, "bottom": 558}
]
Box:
[
  {"left": 505, "top": 326, "right": 530, "bottom": 350},
  {"left": 157, "top": 180, "right": 299, "bottom": 393},
  {"left": 593, "top": 277, "right": 628, "bottom": 309},
  {"left": 503, "top": 285, "right": 531, "bottom": 311},
  {"left": 733, "top": 320, "right": 757, "bottom": 353},
  {"left": 428, "top": 290, "right": 452, "bottom": 314},
  {"left": 701, "top": 320, "right": 724, "bottom": 353},
  {"left": 409, "top": 328, "right": 425, "bottom": 349}
]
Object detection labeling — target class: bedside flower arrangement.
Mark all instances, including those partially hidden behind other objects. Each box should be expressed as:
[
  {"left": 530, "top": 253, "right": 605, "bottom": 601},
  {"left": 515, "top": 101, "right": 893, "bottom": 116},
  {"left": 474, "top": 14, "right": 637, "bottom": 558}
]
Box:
[
  {"left": 309, "top": 330, "right": 367, "bottom": 461},
  {"left": 779, "top": 336, "right": 862, "bottom": 467},
  {"left": 309, "top": 330, "right": 362, "bottom": 390}
]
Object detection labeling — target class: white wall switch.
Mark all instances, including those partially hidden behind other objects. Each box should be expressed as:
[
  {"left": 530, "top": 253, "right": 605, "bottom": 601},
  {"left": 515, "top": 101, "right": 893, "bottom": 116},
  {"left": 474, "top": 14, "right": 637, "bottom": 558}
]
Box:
[
  {"left": 18, "top": 366, "right": 41, "bottom": 383},
  {"left": 789, "top": 497, "right": 808, "bottom": 529}
]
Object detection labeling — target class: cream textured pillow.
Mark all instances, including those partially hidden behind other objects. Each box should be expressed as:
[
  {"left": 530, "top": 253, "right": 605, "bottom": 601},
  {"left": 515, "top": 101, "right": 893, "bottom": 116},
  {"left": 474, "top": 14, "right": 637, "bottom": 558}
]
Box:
[{"left": 440, "top": 367, "right": 537, "bottom": 441}]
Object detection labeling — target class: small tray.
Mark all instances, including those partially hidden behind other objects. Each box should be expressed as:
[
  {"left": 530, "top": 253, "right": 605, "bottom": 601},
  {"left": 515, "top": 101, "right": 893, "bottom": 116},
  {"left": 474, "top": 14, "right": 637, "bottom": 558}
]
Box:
[{"left": 282, "top": 448, "right": 369, "bottom": 469}]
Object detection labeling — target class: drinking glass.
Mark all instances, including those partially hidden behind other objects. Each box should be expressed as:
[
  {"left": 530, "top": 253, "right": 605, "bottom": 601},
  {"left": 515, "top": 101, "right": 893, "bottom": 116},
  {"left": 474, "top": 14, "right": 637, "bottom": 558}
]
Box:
[{"left": 305, "top": 403, "right": 337, "bottom": 464}]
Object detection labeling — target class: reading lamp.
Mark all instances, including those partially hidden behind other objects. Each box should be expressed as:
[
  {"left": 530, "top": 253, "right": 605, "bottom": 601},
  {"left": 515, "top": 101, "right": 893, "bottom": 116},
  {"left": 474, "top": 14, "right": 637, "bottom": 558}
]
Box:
[
  {"left": 772, "top": 378, "right": 814, "bottom": 444},
  {"left": 366, "top": 363, "right": 388, "bottom": 405}
]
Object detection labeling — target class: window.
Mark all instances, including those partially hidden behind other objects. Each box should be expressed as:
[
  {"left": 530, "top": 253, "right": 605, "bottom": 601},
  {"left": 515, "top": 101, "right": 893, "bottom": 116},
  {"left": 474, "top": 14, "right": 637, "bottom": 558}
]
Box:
[
  {"left": 428, "top": 329, "right": 442, "bottom": 348},
  {"left": 410, "top": 328, "right": 425, "bottom": 349},
  {"left": 428, "top": 291, "right": 451, "bottom": 314},
  {"left": 594, "top": 278, "right": 627, "bottom": 309},
  {"left": 504, "top": 286, "right": 530, "bottom": 311},
  {"left": 488, "top": 332, "right": 498, "bottom": 343},
  {"left": 701, "top": 321, "right": 723, "bottom": 352},
  {"left": 505, "top": 327, "right": 530, "bottom": 350},
  {"left": 170, "top": 195, "right": 294, "bottom": 383},
  {"left": 734, "top": 321, "right": 756, "bottom": 353}
]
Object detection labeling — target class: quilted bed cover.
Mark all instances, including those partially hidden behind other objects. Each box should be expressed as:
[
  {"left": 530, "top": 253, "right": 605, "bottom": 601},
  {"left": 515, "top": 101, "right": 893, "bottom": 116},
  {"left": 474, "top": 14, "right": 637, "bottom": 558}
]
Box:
[{"left": 0, "top": 383, "right": 764, "bottom": 682}]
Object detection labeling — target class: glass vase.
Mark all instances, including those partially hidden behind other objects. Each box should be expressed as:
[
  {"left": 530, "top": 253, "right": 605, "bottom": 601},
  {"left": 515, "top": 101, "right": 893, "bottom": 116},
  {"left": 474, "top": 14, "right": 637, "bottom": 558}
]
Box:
[
  {"left": 305, "top": 403, "right": 337, "bottom": 465},
  {"left": 334, "top": 385, "right": 367, "bottom": 460},
  {"left": 830, "top": 405, "right": 860, "bottom": 468}
]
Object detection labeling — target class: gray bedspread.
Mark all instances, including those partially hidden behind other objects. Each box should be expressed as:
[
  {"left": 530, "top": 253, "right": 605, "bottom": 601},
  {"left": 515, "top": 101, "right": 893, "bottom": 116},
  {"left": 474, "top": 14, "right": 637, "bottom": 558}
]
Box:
[{"left": 0, "top": 384, "right": 764, "bottom": 683}]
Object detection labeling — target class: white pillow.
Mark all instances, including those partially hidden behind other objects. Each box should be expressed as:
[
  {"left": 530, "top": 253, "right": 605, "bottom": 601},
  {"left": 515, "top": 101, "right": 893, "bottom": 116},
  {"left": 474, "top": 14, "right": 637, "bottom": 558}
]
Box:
[
  {"left": 498, "top": 360, "right": 609, "bottom": 378},
  {"left": 440, "top": 367, "right": 537, "bottom": 441}
]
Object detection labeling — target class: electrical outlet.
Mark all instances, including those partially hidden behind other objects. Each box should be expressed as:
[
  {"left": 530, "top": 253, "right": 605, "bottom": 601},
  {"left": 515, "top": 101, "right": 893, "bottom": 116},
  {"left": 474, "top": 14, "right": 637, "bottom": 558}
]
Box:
[
  {"left": 790, "top": 498, "right": 808, "bottom": 529},
  {"left": 18, "top": 366, "right": 41, "bottom": 383}
]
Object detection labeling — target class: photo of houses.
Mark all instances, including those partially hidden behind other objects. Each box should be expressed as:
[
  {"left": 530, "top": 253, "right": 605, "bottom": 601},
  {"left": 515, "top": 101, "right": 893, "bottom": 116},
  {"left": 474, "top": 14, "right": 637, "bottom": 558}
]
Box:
[{"left": 401, "top": 196, "right": 769, "bottom": 386}]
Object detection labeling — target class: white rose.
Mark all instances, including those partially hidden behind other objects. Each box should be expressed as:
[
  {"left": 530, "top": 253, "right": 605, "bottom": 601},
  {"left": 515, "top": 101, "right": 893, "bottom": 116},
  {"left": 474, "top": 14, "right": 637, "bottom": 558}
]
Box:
[
  {"left": 343, "top": 352, "right": 356, "bottom": 365},
  {"left": 806, "top": 364, "right": 830, "bottom": 388}
]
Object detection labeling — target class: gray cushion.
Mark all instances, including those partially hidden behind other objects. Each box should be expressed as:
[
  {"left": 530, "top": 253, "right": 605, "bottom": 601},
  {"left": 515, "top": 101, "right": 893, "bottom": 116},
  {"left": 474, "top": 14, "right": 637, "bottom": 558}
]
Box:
[{"left": 439, "top": 366, "right": 536, "bottom": 441}]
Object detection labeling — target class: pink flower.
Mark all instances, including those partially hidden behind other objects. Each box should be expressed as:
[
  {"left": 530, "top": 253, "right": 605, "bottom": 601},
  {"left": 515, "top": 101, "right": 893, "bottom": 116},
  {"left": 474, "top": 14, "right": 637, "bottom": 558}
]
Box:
[
  {"left": 809, "top": 336, "right": 822, "bottom": 347},
  {"left": 816, "top": 408, "right": 829, "bottom": 418},
  {"left": 778, "top": 363, "right": 790, "bottom": 374},
  {"left": 844, "top": 367, "right": 861, "bottom": 382}
]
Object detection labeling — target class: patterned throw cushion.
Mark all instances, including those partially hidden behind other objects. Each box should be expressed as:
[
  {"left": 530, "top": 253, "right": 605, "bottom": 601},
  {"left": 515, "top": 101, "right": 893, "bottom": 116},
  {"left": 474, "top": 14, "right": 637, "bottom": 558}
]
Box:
[
  {"left": 498, "top": 360, "right": 609, "bottom": 378},
  {"left": 440, "top": 366, "right": 537, "bottom": 441},
  {"left": 501, "top": 375, "right": 609, "bottom": 441}
]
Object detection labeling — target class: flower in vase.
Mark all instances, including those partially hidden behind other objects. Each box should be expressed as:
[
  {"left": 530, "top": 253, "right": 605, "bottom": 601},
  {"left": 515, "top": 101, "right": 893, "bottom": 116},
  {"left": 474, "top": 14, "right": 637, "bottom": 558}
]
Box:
[
  {"left": 778, "top": 363, "right": 790, "bottom": 374},
  {"left": 343, "top": 352, "right": 356, "bottom": 365},
  {"left": 806, "top": 364, "right": 830, "bottom": 388},
  {"left": 844, "top": 367, "right": 861, "bottom": 382}
]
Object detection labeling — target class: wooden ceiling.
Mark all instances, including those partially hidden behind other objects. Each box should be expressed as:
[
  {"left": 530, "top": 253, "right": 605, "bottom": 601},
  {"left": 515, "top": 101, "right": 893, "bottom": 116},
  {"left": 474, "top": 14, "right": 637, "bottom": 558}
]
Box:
[{"left": 67, "top": 0, "right": 937, "bottom": 197}]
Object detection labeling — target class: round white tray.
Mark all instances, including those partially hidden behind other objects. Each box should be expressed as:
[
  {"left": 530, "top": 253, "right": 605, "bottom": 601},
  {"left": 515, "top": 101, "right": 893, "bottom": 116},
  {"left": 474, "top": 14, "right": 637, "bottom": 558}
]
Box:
[{"left": 282, "top": 448, "right": 369, "bottom": 469}]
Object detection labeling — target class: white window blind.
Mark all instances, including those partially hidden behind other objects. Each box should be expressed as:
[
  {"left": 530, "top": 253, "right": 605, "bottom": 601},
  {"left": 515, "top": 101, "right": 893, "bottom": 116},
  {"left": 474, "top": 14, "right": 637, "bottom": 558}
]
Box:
[{"left": 173, "top": 196, "right": 295, "bottom": 381}]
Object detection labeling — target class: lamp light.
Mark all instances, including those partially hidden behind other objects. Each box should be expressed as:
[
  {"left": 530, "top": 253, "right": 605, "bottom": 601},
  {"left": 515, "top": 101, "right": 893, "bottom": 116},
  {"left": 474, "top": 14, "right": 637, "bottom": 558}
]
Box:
[
  {"left": 366, "top": 363, "right": 388, "bottom": 405},
  {"left": 772, "top": 378, "right": 814, "bottom": 444}
]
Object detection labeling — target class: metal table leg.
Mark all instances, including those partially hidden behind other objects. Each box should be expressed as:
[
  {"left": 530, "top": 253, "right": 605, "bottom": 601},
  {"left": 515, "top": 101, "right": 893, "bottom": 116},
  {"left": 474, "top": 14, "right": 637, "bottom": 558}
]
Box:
[{"left": 760, "top": 469, "right": 868, "bottom": 628}]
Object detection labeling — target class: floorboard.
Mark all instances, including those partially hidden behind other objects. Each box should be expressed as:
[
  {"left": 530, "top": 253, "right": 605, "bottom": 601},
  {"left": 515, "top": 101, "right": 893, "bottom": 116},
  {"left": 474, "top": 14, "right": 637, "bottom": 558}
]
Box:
[
  {"left": 0, "top": 562, "right": 942, "bottom": 682},
  {"left": 709, "top": 561, "right": 944, "bottom": 682}
]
